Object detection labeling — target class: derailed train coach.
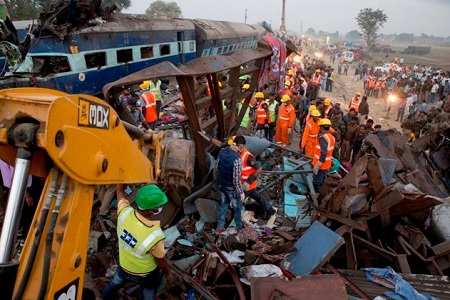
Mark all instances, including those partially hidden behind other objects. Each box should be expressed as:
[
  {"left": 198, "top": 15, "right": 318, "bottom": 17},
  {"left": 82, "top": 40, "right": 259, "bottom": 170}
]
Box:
[{"left": 0, "top": 13, "right": 266, "bottom": 95}]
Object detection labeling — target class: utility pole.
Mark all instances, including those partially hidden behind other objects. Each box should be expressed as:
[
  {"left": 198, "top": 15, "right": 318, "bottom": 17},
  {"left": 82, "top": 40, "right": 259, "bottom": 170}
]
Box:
[
  {"left": 280, "top": 0, "right": 286, "bottom": 33},
  {"left": 245, "top": 8, "right": 248, "bottom": 24}
]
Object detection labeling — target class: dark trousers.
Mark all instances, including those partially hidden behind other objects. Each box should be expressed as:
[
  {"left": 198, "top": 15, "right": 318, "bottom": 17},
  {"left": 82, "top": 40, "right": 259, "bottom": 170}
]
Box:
[
  {"left": 102, "top": 266, "right": 162, "bottom": 300},
  {"left": 245, "top": 188, "right": 272, "bottom": 212},
  {"left": 313, "top": 170, "right": 327, "bottom": 192},
  {"left": 268, "top": 122, "right": 276, "bottom": 141}
]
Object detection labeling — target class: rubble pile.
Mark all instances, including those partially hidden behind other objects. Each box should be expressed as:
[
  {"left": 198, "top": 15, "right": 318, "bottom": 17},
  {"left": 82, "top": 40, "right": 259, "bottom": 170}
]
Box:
[{"left": 87, "top": 130, "right": 450, "bottom": 299}]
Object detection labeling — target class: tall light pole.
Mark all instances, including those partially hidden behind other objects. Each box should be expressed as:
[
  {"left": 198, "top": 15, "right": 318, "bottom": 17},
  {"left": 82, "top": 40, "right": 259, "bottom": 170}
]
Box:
[
  {"left": 245, "top": 8, "right": 248, "bottom": 24},
  {"left": 280, "top": 0, "right": 286, "bottom": 33}
]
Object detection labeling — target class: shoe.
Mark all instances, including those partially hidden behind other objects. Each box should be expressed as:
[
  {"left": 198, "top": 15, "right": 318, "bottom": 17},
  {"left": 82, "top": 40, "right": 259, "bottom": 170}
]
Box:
[
  {"left": 261, "top": 208, "right": 276, "bottom": 220},
  {"left": 215, "top": 228, "right": 225, "bottom": 235}
]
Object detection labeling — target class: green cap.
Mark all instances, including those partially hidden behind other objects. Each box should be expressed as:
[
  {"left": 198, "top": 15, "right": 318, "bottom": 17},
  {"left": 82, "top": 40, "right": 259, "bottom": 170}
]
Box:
[{"left": 134, "top": 184, "right": 168, "bottom": 210}]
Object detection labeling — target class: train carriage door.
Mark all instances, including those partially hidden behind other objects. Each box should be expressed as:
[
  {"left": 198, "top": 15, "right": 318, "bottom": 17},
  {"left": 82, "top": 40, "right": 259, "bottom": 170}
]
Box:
[{"left": 177, "top": 32, "right": 185, "bottom": 64}]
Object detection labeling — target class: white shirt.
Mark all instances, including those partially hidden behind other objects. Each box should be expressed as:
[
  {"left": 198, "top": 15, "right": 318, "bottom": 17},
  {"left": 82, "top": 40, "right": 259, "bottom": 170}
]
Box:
[{"left": 431, "top": 84, "right": 439, "bottom": 93}]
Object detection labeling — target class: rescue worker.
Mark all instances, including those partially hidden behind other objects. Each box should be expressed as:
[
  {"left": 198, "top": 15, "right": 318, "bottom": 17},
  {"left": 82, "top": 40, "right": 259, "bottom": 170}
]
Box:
[
  {"left": 311, "top": 69, "right": 322, "bottom": 99},
  {"left": 300, "top": 109, "right": 321, "bottom": 157},
  {"left": 127, "top": 97, "right": 150, "bottom": 130},
  {"left": 349, "top": 92, "right": 362, "bottom": 113},
  {"left": 119, "top": 86, "right": 133, "bottom": 105},
  {"left": 139, "top": 81, "right": 158, "bottom": 130},
  {"left": 275, "top": 95, "right": 295, "bottom": 146},
  {"left": 235, "top": 136, "right": 276, "bottom": 220},
  {"left": 283, "top": 81, "right": 293, "bottom": 97},
  {"left": 266, "top": 91, "right": 279, "bottom": 142},
  {"left": 148, "top": 79, "right": 162, "bottom": 117},
  {"left": 238, "top": 84, "right": 252, "bottom": 129},
  {"left": 214, "top": 139, "right": 245, "bottom": 234},
  {"left": 286, "top": 69, "right": 295, "bottom": 87},
  {"left": 101, "top": 184, "right": 171, "bottom": 300},
  {"left": 254, "top": 92, "right": 271, "bottom": 139},
  {"left": 312, "top": 118, "right": 335, "bottom": 192},
  {"left": 322, "top": 98, "right": 332, "bottom": 118}
]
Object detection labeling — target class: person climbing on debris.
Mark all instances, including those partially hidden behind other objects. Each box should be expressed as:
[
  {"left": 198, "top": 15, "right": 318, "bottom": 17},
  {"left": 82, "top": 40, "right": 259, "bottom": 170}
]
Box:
[
  {"left": 300, "top": 109, "right": 321, "bottom": 157},
  {"left": 214, "top": 139, "right": 245, "bottom": 234},
  {"left": 101, "top": 184, "right": 172, "bottom": 300},
  {"left": 275, "top": 94, "right": 295, "bottom": 147},
  {"left": 312, "top": 118, "right": 335, "bottom": 192}
]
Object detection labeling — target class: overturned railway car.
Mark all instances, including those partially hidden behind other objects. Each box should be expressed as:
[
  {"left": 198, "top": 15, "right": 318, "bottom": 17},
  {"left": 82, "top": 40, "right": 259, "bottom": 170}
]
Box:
[{"left": 0, "top": 14, "right": 266, "bottom": 95}]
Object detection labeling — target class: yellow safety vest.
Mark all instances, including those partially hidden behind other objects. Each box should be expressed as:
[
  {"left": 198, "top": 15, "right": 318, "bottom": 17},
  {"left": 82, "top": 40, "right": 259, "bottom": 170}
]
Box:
[
  {"left": 117, "top": 206, "right": 165, "bottom": 274},
  {"left": 149, "top": 80, "right": 162, "bottom": 101},
  {"left": 267, "top": 100, "right": 278, "bottom": 123}
]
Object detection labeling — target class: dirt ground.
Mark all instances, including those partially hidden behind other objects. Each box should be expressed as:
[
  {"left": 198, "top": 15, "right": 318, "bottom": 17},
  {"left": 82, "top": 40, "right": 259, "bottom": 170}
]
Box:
[{"left": 289, "top": 48, "right": 403, "bottom": 153}]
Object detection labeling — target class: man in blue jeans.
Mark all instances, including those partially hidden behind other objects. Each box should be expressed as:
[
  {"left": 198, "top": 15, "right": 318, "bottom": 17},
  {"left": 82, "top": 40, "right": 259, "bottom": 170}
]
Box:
[
  {"left": 101, "top": 184, "right": 172, "bottom": 300},
  {"left": 214, "top": 141, "right": 245, "bottom": 234}
]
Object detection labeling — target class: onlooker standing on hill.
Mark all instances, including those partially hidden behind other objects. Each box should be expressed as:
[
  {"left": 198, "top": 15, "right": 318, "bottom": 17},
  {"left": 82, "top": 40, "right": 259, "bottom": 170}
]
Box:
[{"left": 358, "top": 96, "right": 369, "bottom": 123}]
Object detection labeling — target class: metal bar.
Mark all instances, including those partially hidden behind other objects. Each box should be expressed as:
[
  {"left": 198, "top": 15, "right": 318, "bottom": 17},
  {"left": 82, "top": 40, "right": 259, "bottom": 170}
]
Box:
[
  {"left": 0, "top": 148, "right": 32, "bottom": 263},
  {"left": 262, "top": 169, "right": 312, "bottom": 175},
  {"left": 170, "top": 263, "right": 218, "bottom": 300}
]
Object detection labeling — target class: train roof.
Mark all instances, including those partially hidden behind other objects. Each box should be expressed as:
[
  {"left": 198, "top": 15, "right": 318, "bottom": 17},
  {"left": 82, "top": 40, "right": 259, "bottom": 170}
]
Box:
[
  {"left": 192, "top": 19, "right": 266, "bottom": 41},
  {"left": 74, "top": 14, "right": 195, "bottom": 34}
]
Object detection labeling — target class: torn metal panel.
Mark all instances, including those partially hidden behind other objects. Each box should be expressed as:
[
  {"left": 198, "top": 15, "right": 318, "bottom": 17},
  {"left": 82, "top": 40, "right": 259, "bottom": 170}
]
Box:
[
  {"left": 250, "top": 275, "right": 348, "bottom": 300},
  {"left": 281, "top": 221, "right": 345, "bottom": 276},
  {"left": 364, "top": 131, "right": 449, "bottom": 197}
]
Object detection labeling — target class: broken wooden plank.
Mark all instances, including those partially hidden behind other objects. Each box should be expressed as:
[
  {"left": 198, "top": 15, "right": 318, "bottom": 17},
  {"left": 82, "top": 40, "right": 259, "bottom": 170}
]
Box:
[
  {"left": 345, "top": 232, "right": 357, "bottom": 270},
  {"left": 274, "top": 229, "right": 296, "bottom": 241},
  {"left": 371, "top": 189, "right": 404, "bottom": 213},
  {"left": 396, "top": 254, "right": 412, "bottom": 274},
  {"left": 431, "top": 240, "right": 450, "bottom": 257},
  {"left": 353, "top": 235, "right": 396, "bottom": 260},
  {"left": 318, "top": 209, "right": 368, "bottom": 232}
]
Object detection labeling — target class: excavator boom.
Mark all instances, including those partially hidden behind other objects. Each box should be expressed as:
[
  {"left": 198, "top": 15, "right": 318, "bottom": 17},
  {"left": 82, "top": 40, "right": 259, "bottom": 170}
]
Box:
[{"left": 0, "top": 88, "right": 155, "bottom": 299}]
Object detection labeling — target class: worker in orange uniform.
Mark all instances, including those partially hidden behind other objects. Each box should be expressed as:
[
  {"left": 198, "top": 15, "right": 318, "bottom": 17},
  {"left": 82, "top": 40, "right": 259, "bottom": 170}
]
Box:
[
  {"left": 286, "top": 69, "right": 295, "bottom": 87},
  {"left": 275, "top": 95, "right": 296, "bottom": 146},
  {"left": 311, "top": 69, "right": 322, "bottom": 99},
  {"left": 322, "top": 98, "right": 332, "bottom": 118},
  {"left": 300, "top": 109, "right": 321, "bottom": 157},
  {"left": 349, "top": 92, "right": 362, "bottom": 113},
  {"left": 254, "top": 92, "right": 271, "bottom": 139},
  {"left": 139, "top": 81, "right": 158, "bottom": 130},
  {"left": 235, "top": 136, "right": 276, "bottom": 220},
  {"left": 312, "top": 118, "right": 335, "bottom": 192}
]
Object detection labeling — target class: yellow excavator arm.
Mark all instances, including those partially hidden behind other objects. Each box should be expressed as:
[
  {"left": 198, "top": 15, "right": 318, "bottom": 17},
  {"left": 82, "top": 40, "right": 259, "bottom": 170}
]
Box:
[{"left": 0, "top": 88, "right": 158, "bottom": 299}]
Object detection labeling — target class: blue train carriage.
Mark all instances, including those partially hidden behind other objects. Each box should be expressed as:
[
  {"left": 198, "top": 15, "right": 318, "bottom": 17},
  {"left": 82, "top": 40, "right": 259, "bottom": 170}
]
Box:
[
  {"left": 193, "top": 19, "right": 266, "bottom": 57},
  {"left": 5, "top": 14, "right": 197, "bottom": 95}
]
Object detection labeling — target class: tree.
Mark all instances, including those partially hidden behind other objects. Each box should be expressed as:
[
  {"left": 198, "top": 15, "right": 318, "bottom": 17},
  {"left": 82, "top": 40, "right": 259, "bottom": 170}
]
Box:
[
  {"left": 346, "top": 30, "right": 362, "bottom": 41},
  {"left": 355, "top": 8, "right": 387, "bottom": 48},
  {"left": 305, "top": 27, "right": 315, "bottom": 36},
  {"left": 145, "top": 0, "right": 182, "bottom": 18}
]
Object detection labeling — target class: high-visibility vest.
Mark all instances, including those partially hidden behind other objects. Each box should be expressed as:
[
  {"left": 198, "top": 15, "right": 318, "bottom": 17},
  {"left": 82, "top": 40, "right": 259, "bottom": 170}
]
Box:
[
  {"left": 256, "top": 101, "right": 270, "bottom": 124},
  {"left": 312, "top": 132, "right": 335, "bottom": 170},
  {"left": 311, "top": 74, "right": 321, "bottom": 86},
  {"left": 140, "top": 91, "right": 158, "bottom": 123},
  {"left": 117, "top": 206, "right": 164, "bottom": 274},
  {"left": 369, "top": 79, "right": 376, "bottom": 88},
  {"left": 149, "top": 80, "right": 162, "bottom": 101},
  {"left": 349, "top": 97, "right": 361, "bottom": 112},
  {"left": 267, "top": 101, "right": 278, "bottom": 123},
  {"left": 238, "top": 102, "right": 251, "bottom": 128},
  {"left": 240, "top": 148, "right": 257, "bottom": 190}
]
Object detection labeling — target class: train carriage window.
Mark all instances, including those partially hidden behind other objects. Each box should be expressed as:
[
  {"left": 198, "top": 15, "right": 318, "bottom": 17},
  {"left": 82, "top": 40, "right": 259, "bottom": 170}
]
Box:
[
  {"left": 31, "top": 55, "right": 71, "bottom": 76},
  {"left": 189, "top": 41, "right": 195, "bottom": 52},
  {"left": 85, "top": 52, "right": 106, "bottom": 69},
  {"left": 160, "top": 44, "right": 170, "bottom": 56},
  {"left": 202, "top": 49, "right": 210, "bottom": 57},
  {"left": 218, "top": 47, "right": 223, "bottom": 54},
  {"left": 141, "top": 46, "right": 154, "bottom": 59},
  {"left": 117, "top": 49, "right": 133, "bottom": 63}
]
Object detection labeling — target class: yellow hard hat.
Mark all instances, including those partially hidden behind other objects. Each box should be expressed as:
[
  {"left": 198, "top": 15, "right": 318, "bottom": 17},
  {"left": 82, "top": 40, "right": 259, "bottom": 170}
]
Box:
[
  {"left": 311, "top": 109, "right": 321, "bottom": 117},
  {"left": 255, "top": 92, "right": 265, "bottom": 99},
  {"left": 218, "top": 82, "right": 223, "bottom": 88},
  {"left": 356, "top": 92, "right": 361, "bottom": 96},
  {"left": 308, "top": 105, "right": 317, "bottom": 111},
  {"left": 318, "top": 118, "right": 332, "bottom": 126},
  {"left": 281, "top": 95, "right": 291, "bottom": 102},
  {"left": 410, "top": 132, "right": 415, "bottom": 139},
  {"left": 140, "top": 80, "right": 150, "bottom": 90},
  {"left": 284, "top": 81, "right": 292, "bottom": 87},
  {"left": 324, "top": 98, "right": 331, "bottom": 105},
  {"left": 242, "top": 84, "right": 250, "bottom": 90},
  {"left": 227, "top": 135, "right": 236, "bottom": 146},
  {"left": 287, "top": 70, "right": 294, "bottom": 76}
]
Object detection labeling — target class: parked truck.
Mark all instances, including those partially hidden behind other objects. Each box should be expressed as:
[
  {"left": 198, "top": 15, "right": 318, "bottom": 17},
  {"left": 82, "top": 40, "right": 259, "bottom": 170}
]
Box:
[{"left": 402, "top": 45, "right": 431, "bottom": 55}]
